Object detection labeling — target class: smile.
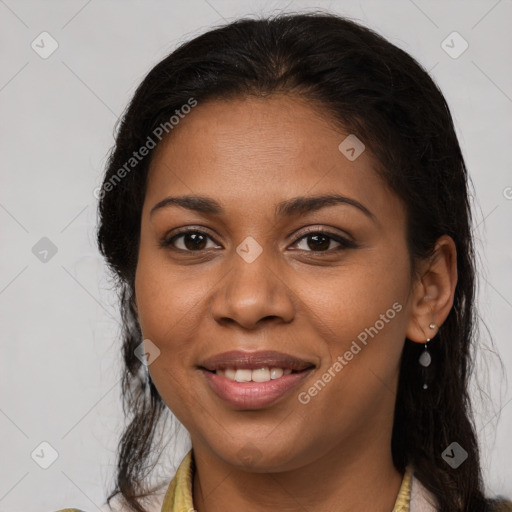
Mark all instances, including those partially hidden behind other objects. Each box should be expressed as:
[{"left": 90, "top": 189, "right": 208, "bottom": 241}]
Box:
[{"left": 200, "top": 366, "right": 314, "bottom": 409}]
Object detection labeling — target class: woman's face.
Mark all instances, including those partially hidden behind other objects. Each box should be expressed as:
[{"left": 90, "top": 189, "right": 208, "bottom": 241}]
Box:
[{"left": 135, "top": 94, "right": 419, "bottom": 471}]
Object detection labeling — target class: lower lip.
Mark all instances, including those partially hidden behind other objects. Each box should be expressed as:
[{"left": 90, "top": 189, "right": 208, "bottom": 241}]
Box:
[{"left": 200, "top": 369, "right": 313, "bottom": 410}]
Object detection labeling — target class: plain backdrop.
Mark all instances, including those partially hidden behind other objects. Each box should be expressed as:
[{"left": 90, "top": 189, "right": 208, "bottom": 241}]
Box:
[{"left": 1, "top": 1, "right": 511, "bottom": 510}]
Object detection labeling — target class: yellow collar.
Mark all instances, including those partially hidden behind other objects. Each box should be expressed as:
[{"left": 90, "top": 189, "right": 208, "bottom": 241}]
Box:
[{"left": 161, "top": 449, "right": 413, "bottom": 512}]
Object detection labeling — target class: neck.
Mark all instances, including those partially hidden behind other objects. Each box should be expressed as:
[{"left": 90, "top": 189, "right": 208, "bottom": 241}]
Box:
[{"left": 191, "top": 431, "right": 403, "bottom": 512}]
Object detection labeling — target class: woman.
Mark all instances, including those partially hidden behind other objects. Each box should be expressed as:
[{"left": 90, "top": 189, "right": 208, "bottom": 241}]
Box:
[{"left": 58, "top": 12, "right": 511, "bottom": 512}]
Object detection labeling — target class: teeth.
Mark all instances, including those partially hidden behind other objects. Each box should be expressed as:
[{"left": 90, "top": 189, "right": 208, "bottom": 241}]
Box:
[
  {"left": 216, "top": 367, "right": 294, "bottom": 382},
  {"left": 270, "top": 368, "right": 283, "bottom": 379},
  {"left": 235, "top": 369, "right": 252, "bottom": 382}
]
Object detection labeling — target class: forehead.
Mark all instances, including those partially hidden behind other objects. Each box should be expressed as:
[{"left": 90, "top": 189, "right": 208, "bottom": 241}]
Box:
[{"left": 145, "top": 95, "right": 404, "bottom": 227}]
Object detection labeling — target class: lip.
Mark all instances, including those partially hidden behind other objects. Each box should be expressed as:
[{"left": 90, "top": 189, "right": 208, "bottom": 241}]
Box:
[
  {"left": 199, "top": 350, "right": 315, "bottom": 372},
  {"left": 200, "top": 367, "right": 314, "bottom": 409}
]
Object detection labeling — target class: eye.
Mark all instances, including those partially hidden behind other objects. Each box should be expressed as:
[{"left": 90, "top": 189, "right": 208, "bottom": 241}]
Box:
[
  {"left": 161, "top": 229, "right": 221, "bottom": 251},
  {"left": 161, "top": 227, "right": 356, "bottom": 253},
  {"left": 290, "top": 230, "right": 357, "bottom": 252}
]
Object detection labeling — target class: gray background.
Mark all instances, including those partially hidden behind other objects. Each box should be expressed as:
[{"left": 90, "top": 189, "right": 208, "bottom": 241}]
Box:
[{"left": 1, "top": 0, "right": 511, "bottom": 510}]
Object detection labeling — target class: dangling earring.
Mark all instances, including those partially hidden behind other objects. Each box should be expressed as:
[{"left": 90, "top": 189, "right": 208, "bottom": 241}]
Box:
[{"left": 419, "top": 320, "right": 437, "bottom": 389}]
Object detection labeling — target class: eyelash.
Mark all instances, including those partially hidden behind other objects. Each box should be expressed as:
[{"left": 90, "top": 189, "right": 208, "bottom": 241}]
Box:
[{"left": 160, "top": 227, "right": 357, "bottom": 254}]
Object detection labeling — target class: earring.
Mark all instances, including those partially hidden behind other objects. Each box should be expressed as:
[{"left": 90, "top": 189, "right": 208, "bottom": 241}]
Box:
[{"left": 419, "top": 321, "right": 436, "bottom": 389}]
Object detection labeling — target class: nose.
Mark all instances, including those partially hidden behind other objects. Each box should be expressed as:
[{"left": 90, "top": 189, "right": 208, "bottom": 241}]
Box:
[{"left": 209, "top": 248, "right": 295, "bottom": 330}]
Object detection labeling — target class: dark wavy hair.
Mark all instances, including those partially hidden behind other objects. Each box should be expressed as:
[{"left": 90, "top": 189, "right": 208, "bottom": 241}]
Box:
[{"left": 96, "top": 12, "right": 511, "bottom": 512}]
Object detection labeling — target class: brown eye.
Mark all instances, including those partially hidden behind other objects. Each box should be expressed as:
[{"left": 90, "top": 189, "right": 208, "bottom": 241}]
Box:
[
  {"left": 291, "top": 231, "right": 356, "bottom": 252},
  {"left": 299, "top": 233, "right": 331, "bottom": 251},
  {"left": 162, "top": 230, "right": 220, "bottom": 251}
]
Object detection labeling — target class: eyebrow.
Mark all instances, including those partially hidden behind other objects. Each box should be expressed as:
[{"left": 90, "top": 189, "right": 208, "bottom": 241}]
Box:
[{"left": 149, "top": 193, "right": 375, "bottom": 221}]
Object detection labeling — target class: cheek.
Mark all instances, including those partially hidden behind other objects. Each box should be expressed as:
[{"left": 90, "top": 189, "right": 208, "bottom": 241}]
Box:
[
  {"left": 134, "top": 244, "right": 206, "bottom": 341},
  {"left": 134, "top": 250, "right": 202, "bottom": 422},
  {"left": 305, "top": 250, "right": 409, "bottom": 342},
  {"left": 301, "top": 246, "right": 410, "bottom": 398},
  {"left": 294, "top": 267, "right": 408, "bottom": 437}
]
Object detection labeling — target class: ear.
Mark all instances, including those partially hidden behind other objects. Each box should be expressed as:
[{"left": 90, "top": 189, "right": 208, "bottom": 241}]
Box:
[{"left": 406, "top": 235, "right": 458, "bottom": 344}]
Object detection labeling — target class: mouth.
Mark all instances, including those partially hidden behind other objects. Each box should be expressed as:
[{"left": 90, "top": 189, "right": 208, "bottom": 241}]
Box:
[
  {"left": 198, "top": 350, "right": 316, "bottom": 409},
  {"left": 201, "top": 366, "right": 311, "bottom": 382}
]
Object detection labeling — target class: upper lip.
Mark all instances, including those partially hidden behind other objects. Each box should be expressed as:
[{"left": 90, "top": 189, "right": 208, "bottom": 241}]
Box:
[{"left": 199, "top": 350, "right": 316, "bottom": 372}]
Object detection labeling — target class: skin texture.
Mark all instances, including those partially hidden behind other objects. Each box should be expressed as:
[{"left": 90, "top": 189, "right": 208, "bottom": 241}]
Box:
[{"left": 134, "top": 94, "right": 457, "bottom": 512}]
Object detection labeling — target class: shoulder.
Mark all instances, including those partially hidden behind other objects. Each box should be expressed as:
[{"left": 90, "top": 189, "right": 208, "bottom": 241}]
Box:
[
  {"left": 490, "top": 498, "right": 512, "bottom": 512},
  {"left": 409, "top": 467, "right": 512, "bottom": 512}
]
